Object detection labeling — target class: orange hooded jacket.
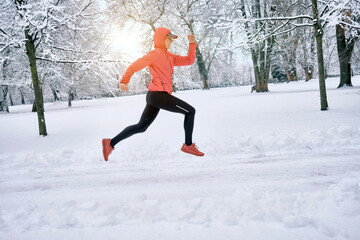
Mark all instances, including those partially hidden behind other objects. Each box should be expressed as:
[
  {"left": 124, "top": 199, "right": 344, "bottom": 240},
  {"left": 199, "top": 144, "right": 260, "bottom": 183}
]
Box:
[{"left": 120, "top": 27, "right": 197, "bottom": 94}]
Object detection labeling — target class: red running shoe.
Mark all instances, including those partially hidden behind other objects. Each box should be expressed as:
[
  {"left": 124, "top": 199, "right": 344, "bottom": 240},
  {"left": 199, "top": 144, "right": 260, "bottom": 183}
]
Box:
[
  {"left": 181, "top": 143, "right": 204, "bottom": 157},
  {"left": 102, "top": 138, "right": 114, "bottom": 161}
]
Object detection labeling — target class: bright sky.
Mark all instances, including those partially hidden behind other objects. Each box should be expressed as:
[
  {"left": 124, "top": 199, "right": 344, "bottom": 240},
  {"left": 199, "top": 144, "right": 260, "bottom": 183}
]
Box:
[
  {"left": 97, "top": 0, "right": 144, "bottom": 60},
  {"left": 108, "top": 22, "right": 144, "bottom": 60}
]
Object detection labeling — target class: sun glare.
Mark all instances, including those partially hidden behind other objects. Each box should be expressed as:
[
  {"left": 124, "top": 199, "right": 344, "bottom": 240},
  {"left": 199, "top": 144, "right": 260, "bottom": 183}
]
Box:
[{"left": 110, "top": 25, "right": 142, "bottom": 60}]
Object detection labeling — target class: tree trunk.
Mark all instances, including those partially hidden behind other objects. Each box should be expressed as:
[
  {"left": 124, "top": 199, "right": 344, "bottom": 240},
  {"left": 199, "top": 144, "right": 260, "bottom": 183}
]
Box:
[
  {"left": 283, "top": 40, "right": 298, "bottom": 82},
  {"left": 263, "top": 39, "right": 273, "bottom": 91},
  {"left": 336, "top": 24, "right": 351, "bottom": 88},
  {"left": 346, "top": 38, "right": 357, "bottom": 85},
  {"left": 303, "top": 38, "right": 315, "bottom": 81},
  {"left": 298, "top": 2, "right": 314, "bottom": 82},
  {"left": 32, "top": 101, "right": 36, "bottom": 112},
  {"left": 251, "top": 40, "right": 272, "bottom": 92},
  {"left": 304, "top": 66, "right": 314, "bottom": 81},
  {"left": 186, "top": 20, "right": 210, "bottom": 90},
  {"left": 51, "top": 87, "right": 61, "bottom": 101},
  {"left": 244, "top": 0, "right": 273, "bottom": 93},
  {"left": 250, "top": 48, "right": 260, "bottom": 91},
  {"left": 68, "top": 91, "right": 72, "bottom": 107},
  {"left": 24, "top": 28, "right": 47, "bottom": 136},
  {"left": 336, "top": 20, "right": 357, "bottom": 88},
  {"left": 285, "top": 65, "right": 298, "bottom": 82},
  {"left": 195, "top": 46, "right": 210, "bottom": 89},
  {"left": 312, "top": 0, "right": 328, "bottom": 111},
  {"left": 19, "top": 88, "right": 26, "bottom": 104},
  {"left": 0, "top": 85, "right": 9, "bottom": 113},
  {"left": 260, "top": 50, "right": 270, "bottom": 92},
  {"left": 9, "top": 91, "right": 14, "bottom": 106},
  {"left": 1, "top": 53, "right": 10, "bottom": 113},
  {"left": 68, "top": 87, "right": 76, "bottom": 107},
  {"left": 288, "top": 59, "right": 298, "bottom": 82}
]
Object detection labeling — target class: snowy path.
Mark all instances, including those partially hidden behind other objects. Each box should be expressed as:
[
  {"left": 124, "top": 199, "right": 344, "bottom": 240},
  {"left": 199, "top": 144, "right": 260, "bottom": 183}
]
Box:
[
  {"left": 1, "top": 150, "right": 360, "bottom": 240},
  {"left": 1, "top": 77, "right": 360, "bottom": 239}
]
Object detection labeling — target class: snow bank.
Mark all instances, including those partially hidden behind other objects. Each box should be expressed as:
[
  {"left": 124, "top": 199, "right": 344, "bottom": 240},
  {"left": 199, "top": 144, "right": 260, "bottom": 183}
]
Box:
[
  {"left": 1, "top": 77, "right": 360, "bottom": 239},
  {"left": 1, "top": 172, "right": 360, "bottom": 240}
]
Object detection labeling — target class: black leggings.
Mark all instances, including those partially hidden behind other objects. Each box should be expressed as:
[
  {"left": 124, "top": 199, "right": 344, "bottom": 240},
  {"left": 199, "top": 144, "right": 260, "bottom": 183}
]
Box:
[{"left": 110, "top": 91, "right": 195, "bottom": 147}]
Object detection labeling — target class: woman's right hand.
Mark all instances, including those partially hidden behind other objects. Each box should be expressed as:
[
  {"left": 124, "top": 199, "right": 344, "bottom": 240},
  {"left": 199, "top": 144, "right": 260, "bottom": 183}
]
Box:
[{"left": 120, "top": 83, "right": 128, "bottom": 92}]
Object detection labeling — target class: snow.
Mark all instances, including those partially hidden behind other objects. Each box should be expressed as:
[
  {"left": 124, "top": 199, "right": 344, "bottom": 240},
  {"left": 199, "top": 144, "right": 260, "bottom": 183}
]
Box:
[{"left": 1, "top": 76, "right": 360, "bottom": 240}]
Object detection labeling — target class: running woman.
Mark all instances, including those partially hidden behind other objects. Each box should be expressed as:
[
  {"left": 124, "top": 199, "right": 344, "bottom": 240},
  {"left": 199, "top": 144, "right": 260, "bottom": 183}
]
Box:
[{"left": 102, "top": 27, "right": 204, "bottom": 161}]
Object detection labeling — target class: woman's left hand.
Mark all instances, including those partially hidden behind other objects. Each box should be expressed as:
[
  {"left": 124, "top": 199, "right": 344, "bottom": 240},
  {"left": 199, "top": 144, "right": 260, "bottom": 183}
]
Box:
[{"left": 188, "top": 34, "right": 196, "bottom": 44}]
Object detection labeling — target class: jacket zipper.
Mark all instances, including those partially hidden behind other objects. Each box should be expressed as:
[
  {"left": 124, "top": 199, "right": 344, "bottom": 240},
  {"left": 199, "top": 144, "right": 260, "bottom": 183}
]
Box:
[{"left": 164, "top": 52, "right": 173, "bottom": 91}]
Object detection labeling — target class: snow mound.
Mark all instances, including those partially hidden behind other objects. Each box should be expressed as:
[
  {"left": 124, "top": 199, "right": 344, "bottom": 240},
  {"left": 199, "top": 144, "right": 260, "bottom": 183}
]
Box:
[{"left": 1, "top": 77, "right": 360, "bottom": 239}]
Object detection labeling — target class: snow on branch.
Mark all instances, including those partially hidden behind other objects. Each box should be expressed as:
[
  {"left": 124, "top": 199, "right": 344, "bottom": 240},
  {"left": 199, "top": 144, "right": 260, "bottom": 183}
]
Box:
[
  {"left": 338, "top": 20, "right": 360, "bottom": 30},
  {"left": 250, "top": 15, "right": 314, "bottom": 22},
  {"left": 36, "top": 57, "right": 128, "bottom": 64}
]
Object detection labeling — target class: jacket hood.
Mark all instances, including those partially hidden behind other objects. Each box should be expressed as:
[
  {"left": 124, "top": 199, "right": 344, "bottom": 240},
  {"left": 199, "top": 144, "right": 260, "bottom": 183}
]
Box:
[{"left": 153, "top": 27, "right": 171, "bottom": 49}]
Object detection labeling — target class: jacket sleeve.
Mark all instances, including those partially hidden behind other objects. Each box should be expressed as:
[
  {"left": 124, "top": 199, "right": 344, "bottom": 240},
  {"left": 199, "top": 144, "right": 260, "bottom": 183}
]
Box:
[
  {"left": 120, "top": 52, "right": 155, "bottom": 85},
  {"left": 172, "top": 43, "right": 197, "bottom": 66}
]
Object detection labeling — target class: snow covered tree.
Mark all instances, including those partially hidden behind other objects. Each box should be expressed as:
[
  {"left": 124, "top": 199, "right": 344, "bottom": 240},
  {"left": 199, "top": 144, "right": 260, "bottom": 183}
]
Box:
[
  {"left": 114, "top": 0, "right": 169, "bottom": 32},
  {"left": 238, "top": 0, "right": 276, "bottom": 92},
  {"left": 309, "top": 0, "right": 360, "bottom": 108},
  {"left": 334, "top": 1, "right": 360, "bottom": 88},
  {"left": 273, "top": 0, "right": 302, "bottom": 82},
  {"left": 172, "top": 0, "right": 218, "bottom": 90},
  {"left": 311, "top": 0, "right": 328, "bottom": 110},
  {"left": 12, "top": 0, "right": 48, "bottom": 135},
  {"left": 0, "top": 50, "right": 11, "bottom": 113},
  {"left": 322, "top": 30, "right": 338, "bottom": 78},
  {"left": 215, "top": 0, "right": 282, "bottom": 90},
  {"left": 0, "top": 0, "right": 113, "bottom": 135},
  {"left": 1, "top": 2, "right": 31, "bottom": 112},
  {"left": 298, "top": 26, "right": 315, "bottom": 81},
  {"left": 218, "top": 0, "right": 329, "bottom": 108}
]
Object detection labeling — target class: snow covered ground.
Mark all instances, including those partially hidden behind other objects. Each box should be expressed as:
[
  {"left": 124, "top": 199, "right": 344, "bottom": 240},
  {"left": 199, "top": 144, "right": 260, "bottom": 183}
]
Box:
[{"left": 1, "top": 76, "right": 360, "bottom": 240}]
